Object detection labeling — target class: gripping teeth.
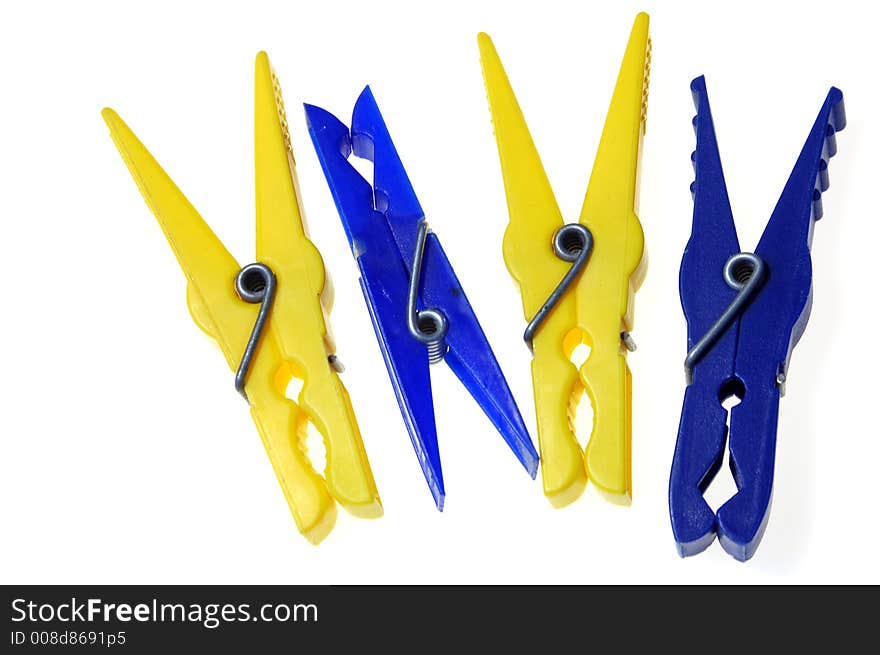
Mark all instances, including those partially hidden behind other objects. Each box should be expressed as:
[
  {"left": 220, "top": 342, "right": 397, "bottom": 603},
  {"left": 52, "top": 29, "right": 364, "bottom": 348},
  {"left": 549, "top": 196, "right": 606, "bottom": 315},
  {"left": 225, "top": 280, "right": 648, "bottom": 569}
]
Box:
[
  {"left": 270, "top": 66, "right": 293, "bottom": 162},
  {"left": 641, "top": 37, "right": 652, "bottom": 126},
  {"left": 811, "top": 88, "right": 846, "bottom": 222},
  {"left": 817, "top": 159, "right": 830, "bottom": 192},
  {"left": 689, "top": 111, "right": 699, "bottom": 197},
  {"left": 825, "top": 124, "right": 838, "bottom": 158},
  {"left": 812, "top": 188, "right": 825, "bottom": 222},
  {"left": 689, "top": 119, "right": 698, "bottom": 198},
  {"left": 829, "top": 90, "right": 847, "bottom": 133}
]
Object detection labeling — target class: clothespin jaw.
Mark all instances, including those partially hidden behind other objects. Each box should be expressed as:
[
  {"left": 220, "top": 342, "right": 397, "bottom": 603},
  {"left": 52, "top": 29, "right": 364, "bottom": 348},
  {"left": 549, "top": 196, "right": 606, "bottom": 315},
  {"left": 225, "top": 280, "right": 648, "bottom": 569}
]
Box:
[
  {"left": 670, "top": 77, "right": 845, "bottom": 560},
  {"left": 670, "top": 76, "right": 745, "bottom": 557},
  {"left": 102, "top": 51, "right": 381, "bottom": 545},
  {"left": 479, "top": 13, "right": 650, "bottom": 507},
  {"left": 306, "top": 88, "right": 537, "bottom": 510},
  {"left": 350, "top": 88, "right": 539, "bottom": 481},
  {"left": 305, "top": 99, "right": 444, "bottom": 507},
  {"left": 576, "top": 12, "right": 650, "bottom": 503}
]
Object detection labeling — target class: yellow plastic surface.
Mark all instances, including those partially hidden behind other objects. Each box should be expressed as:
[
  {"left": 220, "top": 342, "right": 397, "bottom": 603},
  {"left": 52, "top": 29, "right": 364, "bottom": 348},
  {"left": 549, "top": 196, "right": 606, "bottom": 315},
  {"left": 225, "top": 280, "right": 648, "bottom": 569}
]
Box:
[
  {"left": 102, "top": 52, "right": 381, "bottom": 544},
  {"left": 479, "top": 14, "right": 650, "bottom": 506}
]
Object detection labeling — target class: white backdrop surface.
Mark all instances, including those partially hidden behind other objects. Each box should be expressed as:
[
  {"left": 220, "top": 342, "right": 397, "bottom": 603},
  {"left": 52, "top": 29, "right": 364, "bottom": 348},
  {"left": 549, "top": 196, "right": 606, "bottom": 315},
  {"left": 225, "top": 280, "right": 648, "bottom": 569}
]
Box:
[{"left": 0, "top": 0, "right": 875, "bottom": 584}]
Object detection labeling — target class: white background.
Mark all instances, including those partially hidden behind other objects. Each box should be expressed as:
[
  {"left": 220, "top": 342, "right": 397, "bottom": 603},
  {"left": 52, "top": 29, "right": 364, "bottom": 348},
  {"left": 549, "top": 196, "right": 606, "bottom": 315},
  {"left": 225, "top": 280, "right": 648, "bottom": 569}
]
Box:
[{"left": 1, "top": 0, "right": 876, "bottom": 584}]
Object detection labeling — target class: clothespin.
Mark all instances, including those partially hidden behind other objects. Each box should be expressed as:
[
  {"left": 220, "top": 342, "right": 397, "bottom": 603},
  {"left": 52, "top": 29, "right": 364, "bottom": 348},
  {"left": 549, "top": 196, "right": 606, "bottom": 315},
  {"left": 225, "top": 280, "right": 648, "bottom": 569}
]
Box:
[
  {"left": 479, "top": 13, "right": 651, "bottom": 506},
  {"left": 669, "top": 76, "right": 845, "bottom": 561},
  {"left": 304, "top": 87, "right": 539, "bottom": 510},
  {"left": 101, "top": 52, "right": 382, "bottom": 545}
]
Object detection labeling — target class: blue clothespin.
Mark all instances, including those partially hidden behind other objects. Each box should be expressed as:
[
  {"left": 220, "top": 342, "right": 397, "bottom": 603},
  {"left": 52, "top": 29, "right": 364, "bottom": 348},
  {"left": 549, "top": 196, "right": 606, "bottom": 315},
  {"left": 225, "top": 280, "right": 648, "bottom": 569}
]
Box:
[
  {"left": 669, "top": 76, "right": 845, "bottom": 561},
  {"left": 305, "top": 87, "right": 539, "bottom": 510}
]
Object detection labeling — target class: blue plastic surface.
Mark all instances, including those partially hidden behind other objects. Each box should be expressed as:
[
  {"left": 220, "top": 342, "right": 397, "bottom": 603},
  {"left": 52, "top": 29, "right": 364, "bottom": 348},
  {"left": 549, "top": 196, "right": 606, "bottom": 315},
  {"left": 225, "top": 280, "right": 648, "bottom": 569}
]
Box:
[
  {"left": 669, "top": 76, "right": 845, "bottom": 561},
  {"left": 305, "top": 87, "right": 538, "bottom": 510}
]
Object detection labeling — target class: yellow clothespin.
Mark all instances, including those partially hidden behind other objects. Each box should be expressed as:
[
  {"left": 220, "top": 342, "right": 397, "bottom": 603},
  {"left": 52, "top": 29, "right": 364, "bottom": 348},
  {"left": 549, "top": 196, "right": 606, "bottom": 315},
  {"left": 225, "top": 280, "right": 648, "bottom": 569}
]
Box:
[
  {"left": 102, "top": 52, "right": 382, "bottom": 544},
  {"left": 479, "top": 13, "right": 650, "bottom": 506}
]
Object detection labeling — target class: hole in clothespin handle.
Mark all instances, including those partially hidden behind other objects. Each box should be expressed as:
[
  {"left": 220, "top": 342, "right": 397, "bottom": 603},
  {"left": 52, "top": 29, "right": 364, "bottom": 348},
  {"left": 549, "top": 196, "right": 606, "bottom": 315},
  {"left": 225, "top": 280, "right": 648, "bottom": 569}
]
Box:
[{"left": 563, "top": 328, "right": 594, "bottom": 452}]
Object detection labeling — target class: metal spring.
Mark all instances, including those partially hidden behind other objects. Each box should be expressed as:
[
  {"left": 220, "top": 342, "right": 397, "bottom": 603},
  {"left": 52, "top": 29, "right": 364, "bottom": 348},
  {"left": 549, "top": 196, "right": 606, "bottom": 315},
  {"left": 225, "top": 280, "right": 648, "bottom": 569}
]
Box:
[
  {"left": 523, "top": 223, "right": 594, "bottom": 352},
  {"left": 407, "top": 221, "right": 449, "bottom": 364},
  {"left": 234, "top": 262, "right": 277, "bottom": 402},
  {"left": 684, "top": 252, "right": 767, "bottom": 384}
]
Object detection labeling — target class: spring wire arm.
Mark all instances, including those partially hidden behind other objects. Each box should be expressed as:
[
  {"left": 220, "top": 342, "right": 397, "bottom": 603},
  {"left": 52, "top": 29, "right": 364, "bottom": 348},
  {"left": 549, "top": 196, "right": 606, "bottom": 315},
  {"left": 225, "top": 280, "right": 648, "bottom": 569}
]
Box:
[
  {"left": 523, "top": 224, "right": 594, "bottom": 351},
  {"left": 683, "top": 252, "right": 767, "bottom": 384},
  {"left": 407, "top": 220, "right": 450, "bottom": 364},
  {"left": 234, "top": 262, "right": 277, "bottom": 401}
]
